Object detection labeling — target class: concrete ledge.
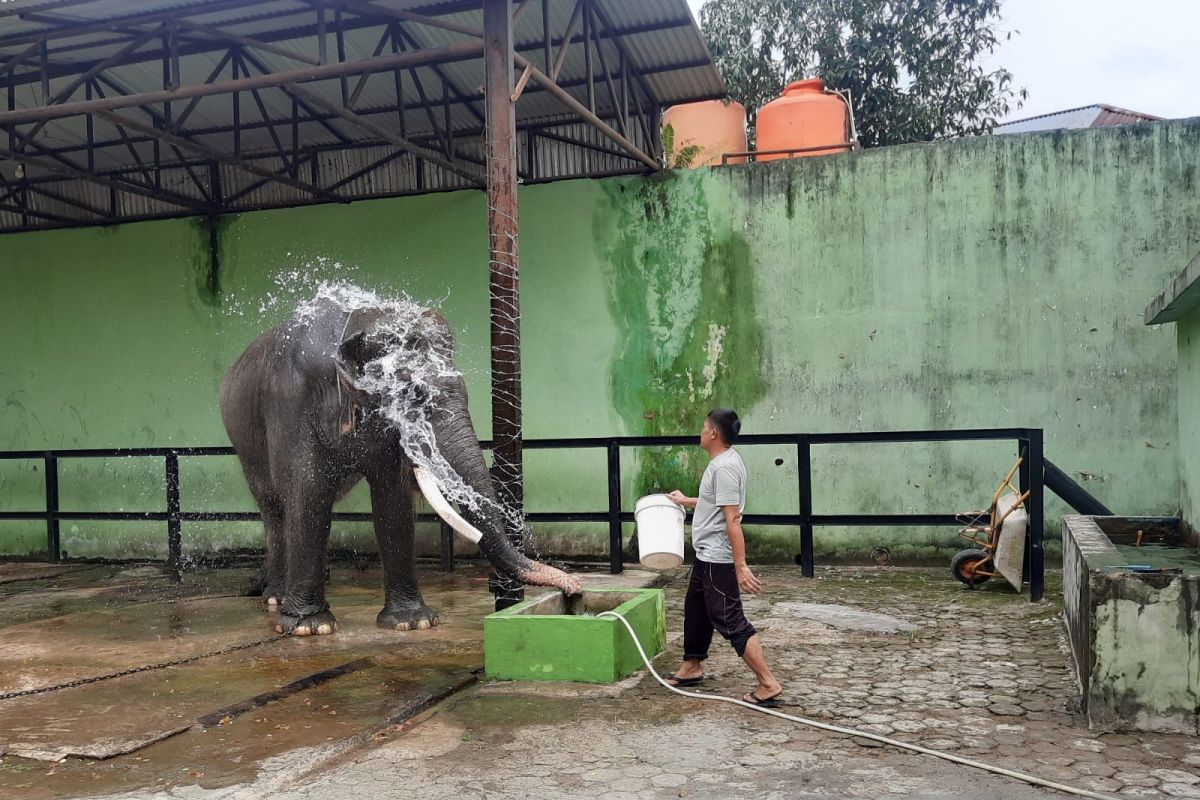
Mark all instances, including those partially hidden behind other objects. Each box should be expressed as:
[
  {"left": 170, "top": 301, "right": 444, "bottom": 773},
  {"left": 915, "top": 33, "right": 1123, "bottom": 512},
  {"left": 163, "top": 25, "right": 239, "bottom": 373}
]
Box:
[{"left": 1145, "top": 249, "right": 1200, "bottom": 325}]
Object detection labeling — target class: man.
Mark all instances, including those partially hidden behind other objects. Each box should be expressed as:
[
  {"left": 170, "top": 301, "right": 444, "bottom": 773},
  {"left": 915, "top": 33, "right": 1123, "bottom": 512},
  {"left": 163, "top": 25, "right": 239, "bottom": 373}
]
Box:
[{"left": 665, "top": 408, "right": 783, "bottom": 707}]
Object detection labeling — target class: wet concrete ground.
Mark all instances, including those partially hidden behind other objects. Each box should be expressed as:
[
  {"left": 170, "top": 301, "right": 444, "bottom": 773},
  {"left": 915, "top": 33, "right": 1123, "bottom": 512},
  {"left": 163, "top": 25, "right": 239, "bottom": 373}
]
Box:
[
  {"left": 2, "top": 562, "right": 1199, "bottom": 799},
  {"left": 0, "top": 560, "right": 653, "bottom": 798}
]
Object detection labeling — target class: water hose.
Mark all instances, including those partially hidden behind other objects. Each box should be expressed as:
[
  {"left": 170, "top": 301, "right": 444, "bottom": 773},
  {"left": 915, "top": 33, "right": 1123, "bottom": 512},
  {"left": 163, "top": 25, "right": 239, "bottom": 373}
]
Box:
[{"left": 598, "top": 610, "right": 1118, "bottom": 800}]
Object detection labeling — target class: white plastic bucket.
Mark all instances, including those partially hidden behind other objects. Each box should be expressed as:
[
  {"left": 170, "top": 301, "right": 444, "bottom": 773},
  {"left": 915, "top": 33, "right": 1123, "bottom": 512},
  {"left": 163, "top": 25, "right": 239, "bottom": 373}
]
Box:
[{"left": 635, "top": 494, "right": 686, "bottom": 570}]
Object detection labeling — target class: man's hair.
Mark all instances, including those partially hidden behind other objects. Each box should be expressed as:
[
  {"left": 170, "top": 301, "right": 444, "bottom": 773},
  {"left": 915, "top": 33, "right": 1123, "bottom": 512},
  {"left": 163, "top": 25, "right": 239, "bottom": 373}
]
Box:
[{"left": 707, "top": 408, "right": 741, "bottom": 444}]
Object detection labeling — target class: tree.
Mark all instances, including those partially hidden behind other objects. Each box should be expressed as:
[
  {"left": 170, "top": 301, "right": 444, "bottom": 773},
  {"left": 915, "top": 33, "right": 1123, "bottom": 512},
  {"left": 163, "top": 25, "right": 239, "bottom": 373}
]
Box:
[{"left": 699, "top": 0, "right": 1027, "bottom": 147}]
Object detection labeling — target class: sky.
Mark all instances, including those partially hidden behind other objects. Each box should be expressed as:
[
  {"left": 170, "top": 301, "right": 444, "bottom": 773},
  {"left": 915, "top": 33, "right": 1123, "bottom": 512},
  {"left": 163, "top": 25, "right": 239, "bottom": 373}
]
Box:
[{"left": 685, "top": 0, "right": 1200, "bottom": 122}]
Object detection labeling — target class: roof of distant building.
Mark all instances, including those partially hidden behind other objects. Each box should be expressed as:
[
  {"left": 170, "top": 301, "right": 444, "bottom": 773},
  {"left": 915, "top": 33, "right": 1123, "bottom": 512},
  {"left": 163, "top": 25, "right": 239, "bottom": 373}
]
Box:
[{"left": 994, "top": 104, "right": 1161, "bottom": 135}]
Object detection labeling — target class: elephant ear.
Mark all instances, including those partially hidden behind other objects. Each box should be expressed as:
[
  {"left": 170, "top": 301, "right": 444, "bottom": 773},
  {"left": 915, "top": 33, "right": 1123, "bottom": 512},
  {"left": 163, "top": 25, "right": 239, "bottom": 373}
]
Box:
[
  {"left": 335, "top": 330, "right": 378, "bottom": 397},
  {"left": 338, "top": 331, "right": 372, "bottom": 372}
]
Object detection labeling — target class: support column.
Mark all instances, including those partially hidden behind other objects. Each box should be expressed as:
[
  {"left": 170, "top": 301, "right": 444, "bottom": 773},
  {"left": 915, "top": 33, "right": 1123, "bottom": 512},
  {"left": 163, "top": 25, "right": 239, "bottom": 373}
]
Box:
[{"left": 483, "top": 0, "right": 524, "bottom": 611}]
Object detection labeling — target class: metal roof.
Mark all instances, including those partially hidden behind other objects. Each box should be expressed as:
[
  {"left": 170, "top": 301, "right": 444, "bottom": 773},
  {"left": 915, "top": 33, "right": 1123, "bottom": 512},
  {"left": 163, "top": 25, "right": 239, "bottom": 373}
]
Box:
[
  {"left": 0, "top": 0, "right": 725, "bottom": 231},
  {"left": 994, "top": 104, "right": 1161, "bottom": 135}
]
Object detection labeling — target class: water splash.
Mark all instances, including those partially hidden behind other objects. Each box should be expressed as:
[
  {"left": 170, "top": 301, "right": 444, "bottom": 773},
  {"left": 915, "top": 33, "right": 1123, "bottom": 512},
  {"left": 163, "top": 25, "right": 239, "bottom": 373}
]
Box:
[
  {"left": 221, "top": 256, "right": 358, "bottom": 318},
  {"left": 297, "top": 282, "right": 526, "bottom": 536}
]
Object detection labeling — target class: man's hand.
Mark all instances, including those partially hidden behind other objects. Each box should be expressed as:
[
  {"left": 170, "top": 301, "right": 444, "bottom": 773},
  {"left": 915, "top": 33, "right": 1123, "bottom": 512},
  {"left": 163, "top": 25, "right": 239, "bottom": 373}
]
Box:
[
  {"left": 735, "top": 563, "right": 762, "bottom": 594},
  {"left": 666, "top": 490, "right": 694, "bottom": 508}
]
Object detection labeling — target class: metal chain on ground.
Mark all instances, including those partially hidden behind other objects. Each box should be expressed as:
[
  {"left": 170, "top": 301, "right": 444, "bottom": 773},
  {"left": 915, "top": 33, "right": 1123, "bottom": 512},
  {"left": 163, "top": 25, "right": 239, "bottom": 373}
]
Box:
[{"left": 0, "top": 622, "right": 299, "bottom": 702}]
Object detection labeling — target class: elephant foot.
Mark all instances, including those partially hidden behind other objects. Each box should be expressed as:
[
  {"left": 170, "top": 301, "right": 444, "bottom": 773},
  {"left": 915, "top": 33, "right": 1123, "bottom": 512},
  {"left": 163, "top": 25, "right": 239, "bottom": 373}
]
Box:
[
  {"left": 275, "top": 610, "right": 339, "bottom": 636},
  {"left": 262, "top": 584, "right": 284, "bottom": 608},
  {"left": 377, "top": 604, "right": 440, "bottom": 632}
]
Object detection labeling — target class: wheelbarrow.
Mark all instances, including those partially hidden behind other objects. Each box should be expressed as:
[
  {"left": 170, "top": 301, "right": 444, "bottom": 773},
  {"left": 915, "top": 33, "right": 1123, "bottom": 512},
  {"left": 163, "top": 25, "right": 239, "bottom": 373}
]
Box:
[{"left": 951, "top": 457, "right": 1030, "bottom": 591}]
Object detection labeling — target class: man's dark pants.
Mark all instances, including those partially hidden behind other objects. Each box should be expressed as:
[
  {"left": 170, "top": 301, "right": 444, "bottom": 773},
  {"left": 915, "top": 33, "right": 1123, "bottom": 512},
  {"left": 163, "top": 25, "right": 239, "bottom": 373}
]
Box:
[{"left": 683, "top": 559, "right": 757, "bottom": 659}]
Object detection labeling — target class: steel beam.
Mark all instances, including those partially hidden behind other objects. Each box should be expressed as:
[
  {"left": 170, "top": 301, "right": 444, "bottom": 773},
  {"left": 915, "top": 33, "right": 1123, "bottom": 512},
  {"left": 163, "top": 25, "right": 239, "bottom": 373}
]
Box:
[
  {"left": 0, "top": 0, "right": 104, "bottom": 19},
  {"left": 177, "top": 19, "right": 321, "bottom": 66},
  {"left": 37, "top": 59, "right": 711, "bottom": 161},
  {"left": 96, "top": 110, "right": 347, "bottom": 203},
  {"left": 588, "top": 3, "right": 624, "bottom": 136},
  {"left": 483, "top": 0, "right": 524, "bottom": 609},
  {"left": 7, "top": 13, "right": 693, "bottom": 92},
  {"left": 25, "top": 183, "right": 111, "bottom": 218},
  {"left": 236, "top": 49, "right": 353, "bottom": 145},
  {"left": 391, "top": 29, "right": 451, "bottom": 157},
  {"left": 0, "top": 40, "right": 44, "bottom": 80},
  {"left": 512, "top": 54, "right": 657, "bottom": 170},
  {"left": 0, "top": 0, "right": 252, "bottom": 47},
  {"left": 323, "top": 0, "right": 483, "bottom": 39},
  {"left": 280, "top": 82, "right": 484, "bottom": 185},
  {"left": 395, "top": 23, "right": 486, "bottom": 126},
  {"left": 9, "top": 25, "right": 164, "bottom": 150},
  {"left": 0, "top": 41, "right": 488, "bottom": 127},
  {"left": 550, "top": 0, "right": 583, "bottom": 81},
  {"left": 0, "top": 145, "right": 213, "bottom": 212}
]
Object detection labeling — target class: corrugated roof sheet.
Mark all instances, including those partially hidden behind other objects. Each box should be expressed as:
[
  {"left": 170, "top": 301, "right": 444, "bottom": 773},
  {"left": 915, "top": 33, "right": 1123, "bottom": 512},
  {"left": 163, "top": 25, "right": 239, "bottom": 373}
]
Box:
[
  {"left": 994, "top": 104, "right": 1161, "bottom": 135},
  {"left": 0, "top": 0, "right": 723, "bottom": 231}
]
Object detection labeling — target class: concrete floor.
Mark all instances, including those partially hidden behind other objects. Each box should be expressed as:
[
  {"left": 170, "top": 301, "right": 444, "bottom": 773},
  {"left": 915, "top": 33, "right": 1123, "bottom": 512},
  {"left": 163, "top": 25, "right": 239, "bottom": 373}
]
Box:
[{"left": 1, "top": 562, "right": 1198, "bottom": 799}]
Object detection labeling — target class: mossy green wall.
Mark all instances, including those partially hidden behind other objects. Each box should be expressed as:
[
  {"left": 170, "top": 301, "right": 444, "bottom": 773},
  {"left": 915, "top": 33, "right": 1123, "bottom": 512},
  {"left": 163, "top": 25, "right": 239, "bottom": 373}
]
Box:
[
  {"left": 1178, "top": 311, "right": 1200, "bottom": 533},
  {"left": 2, "top": 121, "right": 1197, "bottom": 563}
]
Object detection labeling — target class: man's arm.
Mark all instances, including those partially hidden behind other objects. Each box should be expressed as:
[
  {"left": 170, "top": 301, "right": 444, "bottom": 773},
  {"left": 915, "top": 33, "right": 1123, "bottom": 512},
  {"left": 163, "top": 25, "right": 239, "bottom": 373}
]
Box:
[
  {"left": 666, "top": 490, "right": 697, "bottom": 509},
  {"left": 723, "top": 504, "right": 762, "bottom": 594}
]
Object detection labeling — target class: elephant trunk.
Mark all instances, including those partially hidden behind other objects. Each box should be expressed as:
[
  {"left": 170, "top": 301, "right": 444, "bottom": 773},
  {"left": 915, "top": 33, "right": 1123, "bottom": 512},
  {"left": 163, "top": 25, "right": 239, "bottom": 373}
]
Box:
[{"left": 420, "top": 386, "right": 581, "bottom": 596}]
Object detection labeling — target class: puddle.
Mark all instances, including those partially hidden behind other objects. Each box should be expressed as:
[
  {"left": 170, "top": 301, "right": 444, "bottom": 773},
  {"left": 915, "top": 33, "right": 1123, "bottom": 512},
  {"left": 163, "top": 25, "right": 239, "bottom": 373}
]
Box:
[
  {"left": 442, "top": 693, "right": 583, "bottom": 731},
  {"left": 0, "top": 565, "right": 498, "bottom": 799},
  {"left": 0, "top": 657, "right": 477, "bottom": 799}
]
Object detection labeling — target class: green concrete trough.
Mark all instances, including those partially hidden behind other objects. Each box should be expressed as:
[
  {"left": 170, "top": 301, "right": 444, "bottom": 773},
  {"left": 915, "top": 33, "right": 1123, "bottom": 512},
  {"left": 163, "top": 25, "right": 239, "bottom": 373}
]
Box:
[{"left": 483, "top": 588, "right": 666, "bottom": 683}]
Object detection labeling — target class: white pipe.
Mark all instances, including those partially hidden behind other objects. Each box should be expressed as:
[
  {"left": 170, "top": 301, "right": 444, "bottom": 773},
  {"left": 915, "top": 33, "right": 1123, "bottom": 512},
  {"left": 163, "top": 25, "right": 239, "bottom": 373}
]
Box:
[
  {"left": 598, "top": 610, "right": 1118, "bottom": 800},
  {"left": 413, "top": 466, "right": 482, "bottom": 544}
]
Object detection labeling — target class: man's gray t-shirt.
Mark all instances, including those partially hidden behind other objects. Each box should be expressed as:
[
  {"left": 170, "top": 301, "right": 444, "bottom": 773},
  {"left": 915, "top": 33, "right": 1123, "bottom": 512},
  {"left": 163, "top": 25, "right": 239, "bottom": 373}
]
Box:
[{"left": 691, "top": 448, "right": 747, "bottom": 564}]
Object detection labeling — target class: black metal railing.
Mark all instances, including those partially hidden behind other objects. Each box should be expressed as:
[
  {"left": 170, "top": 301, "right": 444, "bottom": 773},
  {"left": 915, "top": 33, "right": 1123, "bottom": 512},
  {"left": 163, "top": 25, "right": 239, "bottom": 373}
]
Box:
[{"left": 0, "top": 427, "right": 1047, "bottom": 601}]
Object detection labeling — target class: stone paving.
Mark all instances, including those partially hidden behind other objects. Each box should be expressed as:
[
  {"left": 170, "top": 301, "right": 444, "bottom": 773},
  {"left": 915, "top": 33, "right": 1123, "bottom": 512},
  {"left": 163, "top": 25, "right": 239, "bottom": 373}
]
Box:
[
  {"left": 5, "top": 563, "right": 1200, "bottom": 799},
  {"left": 192, "top": 566, "right": 1200, "bottom": 800}
]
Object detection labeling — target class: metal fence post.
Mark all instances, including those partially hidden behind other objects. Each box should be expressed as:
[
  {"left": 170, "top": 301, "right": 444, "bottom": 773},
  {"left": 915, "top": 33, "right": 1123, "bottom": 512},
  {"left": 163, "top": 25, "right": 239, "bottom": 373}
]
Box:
[
  {"left": 796, "top": 436, "right": 814, "bottom": 577},
  {"left": 1027, "top": 429, "right": 1045, "bottom": 602},
  {"left": 44, "top": 453, "right": 59, "bottom": 562},
  {"left": 165, "top": 451, "right": 181, "bottom": 582},
  {"left": 439, "top": 521, "right": 454, "bottom": 572},
  {"left": 607, "top": 440, "right": 623, "bottom": 574},
  {"left": 1018, "top": 437, "right": 1031, "bottom": 584}
]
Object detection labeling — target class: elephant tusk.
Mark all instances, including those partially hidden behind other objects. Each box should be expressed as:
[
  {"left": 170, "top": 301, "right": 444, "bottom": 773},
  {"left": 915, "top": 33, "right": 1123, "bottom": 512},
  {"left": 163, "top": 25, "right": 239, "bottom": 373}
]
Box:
[{"left": 413, "top": 466, "right": 483, "bottom": 544}]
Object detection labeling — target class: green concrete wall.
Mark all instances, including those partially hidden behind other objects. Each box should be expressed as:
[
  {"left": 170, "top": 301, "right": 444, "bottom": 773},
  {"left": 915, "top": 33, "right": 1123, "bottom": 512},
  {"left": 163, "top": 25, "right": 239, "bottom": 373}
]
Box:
[
  {"left": 1090, "top": 573, "right": 1200, "bottom": 734},
  {"left": 2, "top": 120, "right": 1198, "bottom": 563},
  {"left": 1177, "top": 312, "right": 1200, "bottom": 534}
]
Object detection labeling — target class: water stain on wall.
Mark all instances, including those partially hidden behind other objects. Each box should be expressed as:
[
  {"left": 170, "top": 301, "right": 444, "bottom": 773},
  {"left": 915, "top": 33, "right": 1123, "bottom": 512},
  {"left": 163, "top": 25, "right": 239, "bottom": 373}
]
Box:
[
  {"left": 189, "top": 215, "right": 237, "bottom": 307},
  {"left": 596, "top": 171, "right": 767, "bottom": 504}
]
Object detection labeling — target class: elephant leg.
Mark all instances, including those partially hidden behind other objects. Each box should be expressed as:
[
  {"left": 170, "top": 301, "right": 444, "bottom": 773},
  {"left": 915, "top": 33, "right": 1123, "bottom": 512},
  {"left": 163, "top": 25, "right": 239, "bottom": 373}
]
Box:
[
  {"left": 275, "top": 485, "right": 338, "bottom": 636},
  {"left": 259, "top": 495, "right": 287, "bottom": 607},
  {"left": 370, "top": 471, "right": 439, "bottom": 631},
  {"left": 238, "top": 466, "right": 287, "bottom": 603}
]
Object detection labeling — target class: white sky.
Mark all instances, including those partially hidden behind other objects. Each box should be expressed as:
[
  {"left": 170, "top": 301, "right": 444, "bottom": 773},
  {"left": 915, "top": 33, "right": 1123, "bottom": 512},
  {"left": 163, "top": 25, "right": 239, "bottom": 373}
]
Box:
[{"left": 685, "top": 0, "right": 1200, "bottom": 122}]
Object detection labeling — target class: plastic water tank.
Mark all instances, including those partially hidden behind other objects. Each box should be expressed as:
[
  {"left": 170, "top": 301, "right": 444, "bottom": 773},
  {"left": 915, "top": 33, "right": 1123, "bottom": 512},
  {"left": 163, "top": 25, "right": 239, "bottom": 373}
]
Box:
[
  {"left": 661, "top": 99, "right": 748, "bottom": 167},
  {"left": 755, "top": 78, "right": 851, "bottom": 161}
]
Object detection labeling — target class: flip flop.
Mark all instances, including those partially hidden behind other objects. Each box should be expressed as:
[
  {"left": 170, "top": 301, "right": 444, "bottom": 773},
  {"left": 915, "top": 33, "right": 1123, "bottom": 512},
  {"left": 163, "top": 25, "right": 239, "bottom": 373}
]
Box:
[
  {"left": 742, "top": 691, "right": 783, "bottom": 708},
  {"left": 666, "top": 673, "right": 705, "bottom": 687}
]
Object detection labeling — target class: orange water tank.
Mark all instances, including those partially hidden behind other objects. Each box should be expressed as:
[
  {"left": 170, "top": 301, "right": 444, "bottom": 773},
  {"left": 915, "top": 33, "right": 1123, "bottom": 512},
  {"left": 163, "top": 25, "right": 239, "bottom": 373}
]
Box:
[
  {"left": 755, "top": 78, "right": 850, "bottom": 161},
  {"left": 661, "top": 99, "right": 748, "bottom": 167}
]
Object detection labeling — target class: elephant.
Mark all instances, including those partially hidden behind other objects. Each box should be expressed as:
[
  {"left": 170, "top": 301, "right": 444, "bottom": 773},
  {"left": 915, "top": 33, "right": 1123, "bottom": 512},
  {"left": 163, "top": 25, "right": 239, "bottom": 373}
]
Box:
[{"left": 219, "top": 293, "right": 581, "bottom": 636}]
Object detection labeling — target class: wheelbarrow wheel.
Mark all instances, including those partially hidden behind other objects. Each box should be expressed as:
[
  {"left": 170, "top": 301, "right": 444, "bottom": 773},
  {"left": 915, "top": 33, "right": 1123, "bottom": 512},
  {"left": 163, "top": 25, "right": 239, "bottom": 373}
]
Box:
[{"left": 951, "top": 548, "right": 992, "bottom": 588}]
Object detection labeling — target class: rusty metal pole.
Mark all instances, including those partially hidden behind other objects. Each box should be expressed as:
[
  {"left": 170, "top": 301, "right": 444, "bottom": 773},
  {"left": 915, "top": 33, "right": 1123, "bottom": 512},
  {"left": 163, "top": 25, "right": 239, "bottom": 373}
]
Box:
[{"left": 483, "top": 0, "right": 524, "bottom": 611}]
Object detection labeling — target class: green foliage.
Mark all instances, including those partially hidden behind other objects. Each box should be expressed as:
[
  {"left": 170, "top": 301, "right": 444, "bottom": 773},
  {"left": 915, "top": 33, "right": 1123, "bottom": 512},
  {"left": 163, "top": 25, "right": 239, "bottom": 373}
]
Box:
[
  {"left": 699, "top": 0, "right": 1027, "bottom": 147},
  {"left": 661, "top": 123, "right": 705, "bottom": 169}
]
